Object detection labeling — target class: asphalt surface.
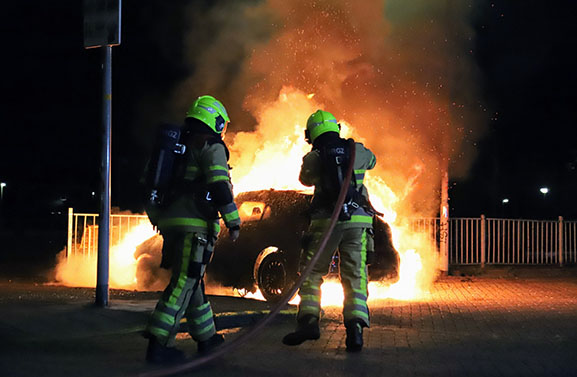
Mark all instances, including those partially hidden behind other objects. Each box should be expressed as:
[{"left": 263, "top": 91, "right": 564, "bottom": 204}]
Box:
[{"left": 1, "top": 272, "right": 577, "bottom": 377}]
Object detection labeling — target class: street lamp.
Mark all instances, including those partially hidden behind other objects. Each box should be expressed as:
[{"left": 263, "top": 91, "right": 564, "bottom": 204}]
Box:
[
  {"left": 539, "top": 187, "right": 549, "bottom": 195},
  {"left": 502, "top": 198, "right": 509, "bottom": 204},
  {"left": 0, "top": 182, "right": 6, "bottom": 200}
]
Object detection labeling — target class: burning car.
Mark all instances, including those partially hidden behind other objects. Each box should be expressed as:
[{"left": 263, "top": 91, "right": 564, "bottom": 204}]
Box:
[
  {"left": 205, "top": 189, "right": 400, "bottom": 302},
  {"left": 134, "top": 189, "right": 399, "bottom": 302}
]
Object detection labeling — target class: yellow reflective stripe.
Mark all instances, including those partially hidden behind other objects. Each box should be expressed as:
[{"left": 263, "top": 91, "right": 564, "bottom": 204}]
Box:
[
  {"left": 349, "top": 215, "right": 373, "bottom": 225},
  {"left": 354, "top": 169, "right": 365, "bottom": 186},
  {"left": 223, "top": 209, "right": 239, "bottom": 223},
  {"left": 351, "top": 309, "right": 369, "bottom": 320},
  {"left": 360, "top": 231, "right": 367, "bottom": 291},
  {"left": 369, "top": 155, "right": 376, "bottom": 168},
  {"left": 167, "top": 234, "right": 193, "bottom": 306},
  {"left": 185, "top": 166, "right": 200, "bottom": 180},
  {"left": 148, "top": 327, "right": 169, "bottom": 338},
  {"left": 208, "top": 165, "right": 228, "bottom": 171},
  {"left": 207, "top": 175, "right": 229, "bottom": 183},
  {"left": 196, "top": 322, "right": 215, "bottom": 337},
  {"left": 310, "top": 215, "right": 372, "bottom": 227},
  {"left": 192, "top": 309, "right": 214, "bottom": 325},
  {"left": 153, "top": 310, "right": 176, "bottom": 326}
]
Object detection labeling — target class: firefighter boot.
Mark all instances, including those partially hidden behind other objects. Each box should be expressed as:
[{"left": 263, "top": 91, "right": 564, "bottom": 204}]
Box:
[
  {"left": 198, "top": 333, "right": 225, "bottom": 354},
  {"left": 345, "top": 320, "right": 364, "bottom": 352},
  {"left": 145, "top": 336, "right": 186, "bottom": 364},
  {"left": 282, "top": 314, "right": 320, "bottom": 346}
]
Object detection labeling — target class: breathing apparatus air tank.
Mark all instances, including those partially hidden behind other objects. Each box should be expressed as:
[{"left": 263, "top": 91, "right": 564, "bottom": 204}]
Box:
[{"left": 144, "top": 123, "right": 187, "bottom": 206}]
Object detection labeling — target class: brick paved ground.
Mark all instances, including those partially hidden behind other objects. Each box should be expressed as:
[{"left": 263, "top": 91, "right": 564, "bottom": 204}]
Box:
[
  {"left": 1, "top": 276, "right": 577, "bottom": 377},
  {"left": 189, "top": 276, "right": 577, "bottom": 377}
]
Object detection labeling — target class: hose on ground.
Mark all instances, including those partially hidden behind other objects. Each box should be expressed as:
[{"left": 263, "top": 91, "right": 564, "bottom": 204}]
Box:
[{"left": 138, "top": 139, "right": 357, "bottom": 377}]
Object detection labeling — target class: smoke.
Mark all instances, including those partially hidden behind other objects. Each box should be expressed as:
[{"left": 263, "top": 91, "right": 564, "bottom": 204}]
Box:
[{"left": 165, "top": 0, "right": 483, "bottom": 217}]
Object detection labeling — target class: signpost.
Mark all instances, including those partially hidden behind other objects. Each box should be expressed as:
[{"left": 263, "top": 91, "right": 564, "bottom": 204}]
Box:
[{"left": 84, "top": 0, "right": 121, "bottom": 307}]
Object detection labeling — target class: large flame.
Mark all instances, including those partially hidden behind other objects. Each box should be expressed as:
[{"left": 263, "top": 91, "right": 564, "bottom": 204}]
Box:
[
  {"left": 229, "top": 87, "right": 439, "bottom": 303},
  {"left": 55, "top": 0, "right": 482, "bottom": 303},
  {"left": 55, "top": 87, "right": 439, "bottom": 304}
]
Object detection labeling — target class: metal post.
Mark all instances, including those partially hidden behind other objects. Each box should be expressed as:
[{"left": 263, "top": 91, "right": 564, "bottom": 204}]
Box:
[
  {"left": 439, "top": 169, "right": 449, "bottom": 273},
  {"left": 96, "top": 45, "right": 112, "bottom": 307},
  {"left": 67, "top": 208, "right": 74, "bottom": 258},
  {"left": 558, "top": 216, "right": 564, "bottom": 267},
  {"left": 480, "top": 214, "right": 486, "bottom": 268}
]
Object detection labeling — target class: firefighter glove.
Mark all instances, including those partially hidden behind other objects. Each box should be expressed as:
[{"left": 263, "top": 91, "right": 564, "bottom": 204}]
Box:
[{"left": 228, "top": 226, "right": 240, "bottom": 242}]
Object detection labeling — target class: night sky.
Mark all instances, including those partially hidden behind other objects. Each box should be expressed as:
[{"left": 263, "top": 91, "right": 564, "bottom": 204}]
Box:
[{"left": 1, "top": 0, "right": 576, "bottom": 251}]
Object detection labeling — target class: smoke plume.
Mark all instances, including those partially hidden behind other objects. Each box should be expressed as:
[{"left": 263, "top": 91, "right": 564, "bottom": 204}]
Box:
[{"left": 167, "top": 0, "right": 483, "bottom": 217}]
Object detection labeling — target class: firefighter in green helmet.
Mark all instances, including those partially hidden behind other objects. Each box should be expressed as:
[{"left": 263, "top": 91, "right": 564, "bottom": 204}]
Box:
[
  {"left": 143, "top": 95, "right": 241, "bottom": 364},
  {"left": 282, "top": 109, "right": 377, "bottom": 352}
]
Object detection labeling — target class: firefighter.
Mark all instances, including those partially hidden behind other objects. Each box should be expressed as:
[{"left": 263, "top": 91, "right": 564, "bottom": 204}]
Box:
[
  {"left": 282, "top": 110, "right": 376, "bottom": 352},
  {"left": 143, "top": 95, "right": 241, "bottom": 364}
]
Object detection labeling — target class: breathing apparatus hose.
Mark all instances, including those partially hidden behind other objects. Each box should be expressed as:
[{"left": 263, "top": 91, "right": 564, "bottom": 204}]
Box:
[{"left": 138, "top": 139, "right": 357, "bottom": 377}]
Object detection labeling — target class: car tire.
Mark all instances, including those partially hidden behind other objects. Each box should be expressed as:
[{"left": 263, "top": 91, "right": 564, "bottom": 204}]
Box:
[{"left": 256, "top": 252, "right": 291, "bottom": 303}]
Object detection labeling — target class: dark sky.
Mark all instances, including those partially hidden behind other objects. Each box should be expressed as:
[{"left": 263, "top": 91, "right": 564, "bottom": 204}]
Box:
[
  {"left": 454, "top": 1, "right": 577, "bottom": 218},
  {"left": 0, "top": 0, "right": 576, "bottom": 227}
]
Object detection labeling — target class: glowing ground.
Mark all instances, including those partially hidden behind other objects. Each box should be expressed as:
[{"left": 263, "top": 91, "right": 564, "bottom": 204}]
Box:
[{"left": 1, "top": 273, "right": 576, "bottom": 377}]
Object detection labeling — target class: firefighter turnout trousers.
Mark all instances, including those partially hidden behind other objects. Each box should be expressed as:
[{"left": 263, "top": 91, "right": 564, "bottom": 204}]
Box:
[
  {"left": 298, "top": 225, "right": 372, "bottom": 327},
  {"left": 146, "top": 231, "right": 217, "bottom": 346}
]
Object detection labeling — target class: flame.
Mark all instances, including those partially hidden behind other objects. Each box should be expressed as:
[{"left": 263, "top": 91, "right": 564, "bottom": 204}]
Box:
[
  {"left": 55, "top": 87, "right": 439, "bottom": 306},
  {"left": 229, "top": 87, "right": 317, "bottom": 193},
  {"left": 228, "top": 87, "right": 439, "bottom": 304},
  {"left": 55, "top": 222, "right": 157, "bottom": 290}
]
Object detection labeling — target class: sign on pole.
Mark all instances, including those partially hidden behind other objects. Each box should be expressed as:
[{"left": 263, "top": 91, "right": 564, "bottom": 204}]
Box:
[{"left": 84, "top": 0, "right": 121, "bottom": 49}]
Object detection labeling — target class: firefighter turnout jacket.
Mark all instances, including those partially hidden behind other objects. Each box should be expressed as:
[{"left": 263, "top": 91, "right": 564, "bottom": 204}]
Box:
[
  {"left": 156, "top": 139, "right": 241, "bottom": 234},
  {"left": 145, "top": 135, "right": 240, "bottom": 347}
]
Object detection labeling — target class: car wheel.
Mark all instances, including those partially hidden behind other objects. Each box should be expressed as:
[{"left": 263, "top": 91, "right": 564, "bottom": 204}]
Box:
[{"left": 256, "top": 252, "right": 290, "bottom": 303}]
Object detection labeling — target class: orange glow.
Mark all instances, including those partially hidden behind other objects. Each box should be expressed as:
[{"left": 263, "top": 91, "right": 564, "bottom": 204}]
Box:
[
  {"left": 56, "top": 88, "right": 439, "bottom": 304},
  {"left": 56, "top": 1, "right": 479, "bottom": 305},
  {"left": 227, "top": 87, "right": 439, "bottom": 304},
  {"left": 55, "top": 222, "right": 157, "bottom": 290}
]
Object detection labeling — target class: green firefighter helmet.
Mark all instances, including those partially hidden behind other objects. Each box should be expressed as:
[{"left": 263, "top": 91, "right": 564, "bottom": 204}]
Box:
[
  {"left": 305, "top": 109, "right": 340, "bottom": 143},
  {"left": 185, "top": 95, "right": 230, "bottom": 134}
]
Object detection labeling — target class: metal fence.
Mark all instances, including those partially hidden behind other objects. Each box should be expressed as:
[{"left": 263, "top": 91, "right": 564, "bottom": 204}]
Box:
[
  {"left": 66, "top": 208, "right": 150, "bottom": 258},
  {"left": 445, "top": 216, "right": 576, "bottom": 266},
  {"left": 67, "top": 208, "right": 577, "bottom": 266},
  {"left": 406, "top": 216, "right": 577, "bottom": 266}
]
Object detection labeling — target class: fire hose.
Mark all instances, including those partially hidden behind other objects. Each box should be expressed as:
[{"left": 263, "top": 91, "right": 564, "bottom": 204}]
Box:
[{"left": 138, "top": 139, "right": 356, "bottom": 377}]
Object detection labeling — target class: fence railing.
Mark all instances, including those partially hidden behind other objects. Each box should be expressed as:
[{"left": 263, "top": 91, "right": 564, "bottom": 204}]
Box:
[
  {"left": 404, "top": 216, "right": 576, "bottom": 266},
  {"left": 67, "top": 208, "right": 577, "bottom": 266},
  {"left": 66, "top": 208, "right": 150, "bottom": 258}
]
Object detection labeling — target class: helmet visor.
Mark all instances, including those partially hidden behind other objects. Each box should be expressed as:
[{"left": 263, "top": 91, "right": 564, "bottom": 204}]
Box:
[{"left": 221, "top": 120, "right": 229, "bottom": 139}]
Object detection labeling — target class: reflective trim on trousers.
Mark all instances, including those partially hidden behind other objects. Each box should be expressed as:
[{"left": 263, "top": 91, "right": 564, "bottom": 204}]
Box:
[
  {"left": 344, "top": 303, "right": 369, "bottom": 316},
  {"left": 187, "top": 302, "right": 216, "bottom": 341},
  {"left": 351, "top": 291, "right": 367, "bottom": 302},
  {"left": 156, "top": 302, "right": 180, "bottom": 317},
  {"left": 189, "top": 302, "right": 212, "bottom": 326}
]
